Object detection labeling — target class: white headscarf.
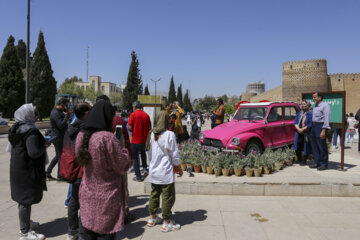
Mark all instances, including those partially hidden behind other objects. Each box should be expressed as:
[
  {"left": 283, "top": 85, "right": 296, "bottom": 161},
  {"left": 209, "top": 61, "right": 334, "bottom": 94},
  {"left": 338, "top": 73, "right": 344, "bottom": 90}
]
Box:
[{"left": 6, "top": 103, "right": 37, "bottom": 152}]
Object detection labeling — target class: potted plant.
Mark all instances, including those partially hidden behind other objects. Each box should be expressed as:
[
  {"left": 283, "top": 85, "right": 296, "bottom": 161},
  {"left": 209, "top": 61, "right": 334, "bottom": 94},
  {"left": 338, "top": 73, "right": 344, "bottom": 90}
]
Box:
[
  {"left": 207, "top": 157, "right": 214, "bottom": 175},
  {"left": 244, "top": 153, "right": 255, "bottom": 177},
  {"left": 221, "top": 155, "right": 231, "bottom": 176},
  {"left": 212, "top": 153, "right": 223, "bottom": 176},
  {"left": 200, "top": 153, "right": 208, "bottom": 173},
  {"left": 253, "top": 153, "right": 263, "bottom": 177},
  {"left": 192, "top": 152, "right": 202, "bottom": 173},
  {"left": 273, "top": 150, "right": 283, "bottom": 171},
  {"left": 285, "top": 147, "right": 296, "bottom": 166},
  {"left": 233, "top": 156, "right": 245, "bottom": 176}
]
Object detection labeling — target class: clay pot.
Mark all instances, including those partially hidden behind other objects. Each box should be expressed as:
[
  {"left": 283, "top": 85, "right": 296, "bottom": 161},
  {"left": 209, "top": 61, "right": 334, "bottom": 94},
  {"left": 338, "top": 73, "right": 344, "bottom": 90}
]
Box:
[
  {"left": 180, "top": 163, "right": 187, "bottom": 171},
  {"left": 264, "top": 167, "right": 271, "bottom": 175},
  {"left": 274, "top": 162, "right": 282, "bottom": 171},
  {"left": 234, "top": 168, "right": 242, "bottom": 176},
  {"left": 245, "top": 168, "right": 254, "bottom": 177},
  {"left": 215, "top": 168, "right": 222, "bottom": 176},
  {"left": 229, "top": 168, "right": 234, "bottom": 175},
  {"left": 201, "top": 165, "right": 207, "bottom": 173},
  {"left": 194, "top": 165, "right": 201, "bottom": 173},
  {"left": 286, "top": 160, "right": 293, "bottom": 166},
  {"left": 207, "top": 167, "right": 214, "bottom": 175},
  {"left": 222, "top": 168, "right": 230, "bottom": 176},
  {"left": 254, "top": 168, "right": 262, "bottom": 177}
]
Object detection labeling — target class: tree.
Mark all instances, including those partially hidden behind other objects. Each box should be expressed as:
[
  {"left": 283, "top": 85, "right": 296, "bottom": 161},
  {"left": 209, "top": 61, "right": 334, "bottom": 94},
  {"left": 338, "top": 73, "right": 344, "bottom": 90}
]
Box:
[
  {"left": 109, "top": 92, "right": 123, "bottom": 105},
  {"left": 219, "top": 94, "right": 229, "bottom": 104},
  {"left": 183, "top": 89, "right": 192, "bottom": 113},
  {"left": 122, "top": 51, "right": 143, "bottom": 110},
  {"left": 84, "top": 86, "right": 102, "bottom": 102},
  {"left": 177, "top": 84, "right": 183, "bottom": 106},
  {"left": 64, "top": 75, "right": 82, "bottom": 84},
  {"left": 16, "top": 39, "right": 27, "bottom": 69},
  {"left": 58, "top": 81, "right": 84, "bottom": 96},
  {"left": 144, "top": 84, "right": 150, "bottom": 95},
  {"left": 195, "top": 95, "right": 217, "bottom": 111},
  {"left": 0, "top": 35, "right": 25, "bottom": 118},
  {"left": 30, "top": 31, "right": 57, "bottom": 119},
  {"left": 168, "top": 75, "right": 176, "bottom": 104}
]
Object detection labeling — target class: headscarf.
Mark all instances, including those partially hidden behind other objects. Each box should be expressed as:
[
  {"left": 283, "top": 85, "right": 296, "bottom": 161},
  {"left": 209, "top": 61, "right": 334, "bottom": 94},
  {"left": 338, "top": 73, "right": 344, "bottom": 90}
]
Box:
[
  {"left": 82, "top": 100, "right": 115, "bottom": 132},
  {"left": 145, "top": 111, "right": 169, "bottom": 151},
  {"left": 299, "top": 101, "right": 312, "bottom": 128},
  {"left": 6, "top": 103, "right": 37, "bottom": 152}
]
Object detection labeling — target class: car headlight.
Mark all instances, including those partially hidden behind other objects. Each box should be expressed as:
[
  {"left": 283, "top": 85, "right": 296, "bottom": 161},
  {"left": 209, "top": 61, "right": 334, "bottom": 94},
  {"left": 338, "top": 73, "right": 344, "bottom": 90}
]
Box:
[
  {"left": 232, "top": 137, "right": 240, "bottom": 146},
  {"left": 199, "top": 132, "right": 205, "bottom": 140}
]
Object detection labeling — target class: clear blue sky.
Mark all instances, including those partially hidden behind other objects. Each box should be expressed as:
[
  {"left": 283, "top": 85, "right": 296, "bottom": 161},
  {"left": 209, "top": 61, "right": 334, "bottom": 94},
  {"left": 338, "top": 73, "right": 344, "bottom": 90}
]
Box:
[{"left": 1, "top": 0, "right": 359, "bottom": 99}]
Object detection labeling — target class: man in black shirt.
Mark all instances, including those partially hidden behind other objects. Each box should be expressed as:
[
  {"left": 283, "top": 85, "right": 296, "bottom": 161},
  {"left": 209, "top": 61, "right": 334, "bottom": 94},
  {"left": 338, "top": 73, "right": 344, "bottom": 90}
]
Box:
[{"left": 46, "top": 98, "right": 70, "bottom": 179}]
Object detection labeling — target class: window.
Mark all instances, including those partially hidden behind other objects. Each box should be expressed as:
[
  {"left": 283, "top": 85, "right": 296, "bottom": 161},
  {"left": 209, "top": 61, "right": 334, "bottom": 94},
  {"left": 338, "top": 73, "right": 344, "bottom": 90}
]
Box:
[
  {"left": 267, "top": 107, "right": 283, "bottom": 122},
  {"left": 102, "top": 86, "right": 105, "bottom": 91},
  {"left": 284, "top": 107, "right": 297, "bottom": 120},
  {"left": 233, "top": 107, "right": 268, "bottom": 121},
  {"left": 290, "top": 65, "right": 292, "bottom": 70},
  {"left": 317, "top": 63, "right": 320, "bottom": 67},
  {"left": 92, "top": 80, "right": 95, "bottom": 87}
]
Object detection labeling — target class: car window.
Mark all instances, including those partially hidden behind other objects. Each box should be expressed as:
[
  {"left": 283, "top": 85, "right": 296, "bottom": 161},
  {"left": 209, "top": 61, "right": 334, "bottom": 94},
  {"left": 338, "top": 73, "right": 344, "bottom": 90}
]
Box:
[
  {"left": 233, "top": 107, "right": 268, "bottom": 120},
  {"left": 267, "top": 107, "right": 283, "bottom": 122},
  {"left": 284, "top": 107, "right": 297, "bottom": 120}
]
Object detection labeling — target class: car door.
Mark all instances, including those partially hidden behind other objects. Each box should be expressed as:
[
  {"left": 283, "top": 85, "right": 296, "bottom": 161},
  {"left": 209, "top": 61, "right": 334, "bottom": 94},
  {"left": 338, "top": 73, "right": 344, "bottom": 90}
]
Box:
[
  {"left": 265, "top": 107, "right": 287, "bottom": 147},
  {"left": 283, "top": 106, "right": 298, "bottom": 144}
]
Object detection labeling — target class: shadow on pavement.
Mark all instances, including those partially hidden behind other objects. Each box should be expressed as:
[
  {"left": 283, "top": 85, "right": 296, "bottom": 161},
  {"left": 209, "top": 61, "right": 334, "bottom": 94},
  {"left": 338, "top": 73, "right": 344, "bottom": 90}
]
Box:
[
  {"left": 174, "top": 209, "right": 207, "bottom": 226},
  {"left": 328, "top": 160, "right": 357, "bottom": 170},
  {"left": 116, "top": 220, "right": 146, "bottom": 239},
  {"left": 128, "top": 195, "right": 149, "bottom": 208},
  {"left": 36, "top": 217, "right": 67, "bottom": 238}
]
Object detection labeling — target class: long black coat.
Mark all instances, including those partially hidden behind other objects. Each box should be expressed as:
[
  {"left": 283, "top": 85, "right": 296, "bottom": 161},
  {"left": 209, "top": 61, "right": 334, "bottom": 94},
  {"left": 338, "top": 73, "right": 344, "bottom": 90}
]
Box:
[{"left": 9, "top": 123, "right": 47, "bottom": 205}]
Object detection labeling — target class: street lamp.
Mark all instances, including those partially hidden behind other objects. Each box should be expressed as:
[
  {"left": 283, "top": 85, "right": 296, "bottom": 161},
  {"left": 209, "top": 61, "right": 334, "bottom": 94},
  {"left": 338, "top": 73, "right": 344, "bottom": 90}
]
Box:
[
  {"left": 150, "top": 78, "right": 161, "bottom": 116},
  {"left": 26, "top": 0, "right": 30, "bottom": 103}
]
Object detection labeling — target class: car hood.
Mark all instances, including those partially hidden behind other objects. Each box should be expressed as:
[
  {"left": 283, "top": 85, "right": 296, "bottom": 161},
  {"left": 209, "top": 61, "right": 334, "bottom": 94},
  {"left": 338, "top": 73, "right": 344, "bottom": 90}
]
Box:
[{"left": 202, "top": 120, "right": 263, "bottom": 143}]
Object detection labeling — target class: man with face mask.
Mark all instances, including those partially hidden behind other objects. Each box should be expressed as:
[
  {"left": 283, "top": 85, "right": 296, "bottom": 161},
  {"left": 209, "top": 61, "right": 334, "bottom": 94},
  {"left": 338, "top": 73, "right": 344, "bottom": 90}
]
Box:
[{"left": 46, "top": 98, "right": 70, "bottom": 179}]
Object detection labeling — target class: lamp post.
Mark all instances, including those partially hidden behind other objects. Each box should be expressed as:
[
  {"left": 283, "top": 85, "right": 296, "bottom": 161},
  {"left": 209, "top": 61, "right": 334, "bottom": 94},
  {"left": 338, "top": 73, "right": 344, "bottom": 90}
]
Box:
[
  {"left": 150, "top": 78, "right": 161, "bottom": 116},
  {"left": 26, "top": 0, "right": 30, "bottom": 103}
]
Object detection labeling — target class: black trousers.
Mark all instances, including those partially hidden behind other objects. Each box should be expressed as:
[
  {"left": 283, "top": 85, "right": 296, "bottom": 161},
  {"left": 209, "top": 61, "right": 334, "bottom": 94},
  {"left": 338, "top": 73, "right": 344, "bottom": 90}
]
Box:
[
  {"left": 18, "top": 204, "right": 31, "bottom": 234},
  {"left": 68, "top": 179, "right": 81, "bottom": 235},
  {"left": 79, "top": 227, "right": 115, "bottom": 240},
  {"left": 46, "top": 139, "right": 63, "bottom": 177}
]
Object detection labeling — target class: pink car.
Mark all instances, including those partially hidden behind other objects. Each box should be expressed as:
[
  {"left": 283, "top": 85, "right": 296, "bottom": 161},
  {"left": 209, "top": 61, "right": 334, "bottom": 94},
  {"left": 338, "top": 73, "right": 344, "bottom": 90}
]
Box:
[{"left": 199, "top": 102, "right": 299, "bottom": 154}]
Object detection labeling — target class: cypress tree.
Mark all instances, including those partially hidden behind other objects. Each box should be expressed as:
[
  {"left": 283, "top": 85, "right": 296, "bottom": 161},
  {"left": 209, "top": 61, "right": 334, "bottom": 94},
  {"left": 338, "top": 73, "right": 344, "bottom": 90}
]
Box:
[
  {"left": 144, "top": 84, "right": 150, "bottom": 95},
  {"left": 0, "top": 35, "right": 25, "bottom": 118},
  {"left": 123, "top": 51, "right": 143, "bottom": 110},
  {"left": 16, "top": 39, "right": 27, "bottom": 70},
  {"left": 177, "top": 84, "right": 183, "bottom": 106},
  {"left": 183, "top": 89, "right": 192, "bottom": 113},
  {"left": 168, "top": 75, "right": 176, "bottom": 104},
  {"left": 30, "top": 31, "right": 57, "bottom": 119}
]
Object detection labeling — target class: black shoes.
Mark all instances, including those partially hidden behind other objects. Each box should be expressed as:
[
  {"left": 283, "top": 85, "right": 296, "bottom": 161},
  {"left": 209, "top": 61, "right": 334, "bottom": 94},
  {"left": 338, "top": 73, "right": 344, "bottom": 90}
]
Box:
[
  {"left": 317, "top": 165, "right": 328, "bottom": 171},
  {"left": 132, "top": 176, "right": 144, "bottom": 182},
  {"left": 299, "top": 162, "right": 307, "bottom": 166},
  {"left": 309, "top": 164, "right": 319, "bottom": 169},
  {"left": 124, "top": 213, "right": 136, "bottom": 225},
  {"left": 46, "top": 173, "right": 56, "bottom": 180}
]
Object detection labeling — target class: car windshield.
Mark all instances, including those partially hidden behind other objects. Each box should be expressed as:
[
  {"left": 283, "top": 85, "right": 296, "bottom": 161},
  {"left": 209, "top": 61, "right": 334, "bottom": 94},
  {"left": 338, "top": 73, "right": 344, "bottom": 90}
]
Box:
[{"left": 233, "top": 107, "right": 268, "bottom": 121}]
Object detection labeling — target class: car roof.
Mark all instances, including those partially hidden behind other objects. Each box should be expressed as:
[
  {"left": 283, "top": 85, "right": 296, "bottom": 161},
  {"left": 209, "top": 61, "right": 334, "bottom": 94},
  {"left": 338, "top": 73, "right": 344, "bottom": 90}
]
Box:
[{"left": 240, "top": 101, "right": 298, "bottom": 106}]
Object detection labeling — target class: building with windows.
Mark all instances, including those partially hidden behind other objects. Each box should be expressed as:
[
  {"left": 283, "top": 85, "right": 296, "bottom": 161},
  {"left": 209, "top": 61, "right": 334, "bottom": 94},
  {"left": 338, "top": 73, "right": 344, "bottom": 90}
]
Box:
[{"left": 75, "top": 76, "right": 122, "bottom": 96}]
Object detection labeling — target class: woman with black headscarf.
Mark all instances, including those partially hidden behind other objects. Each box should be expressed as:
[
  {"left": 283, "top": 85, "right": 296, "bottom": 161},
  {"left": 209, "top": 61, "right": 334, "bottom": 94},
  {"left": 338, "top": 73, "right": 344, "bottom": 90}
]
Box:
[
  {"left": 75, "top": 100, "right": 131, "bottom": 239},
  {"left": 146, "top": 111, "right": 183, "bottom": 232},
  {"left": 8, "top": 104, "right": 47, "bottom": 240}
]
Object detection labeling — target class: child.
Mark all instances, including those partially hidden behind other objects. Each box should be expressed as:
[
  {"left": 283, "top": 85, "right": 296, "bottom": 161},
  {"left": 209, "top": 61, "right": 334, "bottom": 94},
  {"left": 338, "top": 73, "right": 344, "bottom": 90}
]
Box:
[{"left": 146, "top": 111, "right": 183, "bottom": 232}]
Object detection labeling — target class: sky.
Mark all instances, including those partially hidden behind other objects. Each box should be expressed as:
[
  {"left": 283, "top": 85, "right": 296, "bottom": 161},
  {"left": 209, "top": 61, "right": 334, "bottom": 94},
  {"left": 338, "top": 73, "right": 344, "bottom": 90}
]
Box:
[{"left": 0, "top": 0, "right": 359, "bottom": 99}]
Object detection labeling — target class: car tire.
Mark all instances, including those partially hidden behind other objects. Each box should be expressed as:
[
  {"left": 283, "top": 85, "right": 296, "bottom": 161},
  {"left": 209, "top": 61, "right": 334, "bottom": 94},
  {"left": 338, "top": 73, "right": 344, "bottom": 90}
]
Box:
[{"left": 245, "top": 139, "right": 263, "bottom": 155}]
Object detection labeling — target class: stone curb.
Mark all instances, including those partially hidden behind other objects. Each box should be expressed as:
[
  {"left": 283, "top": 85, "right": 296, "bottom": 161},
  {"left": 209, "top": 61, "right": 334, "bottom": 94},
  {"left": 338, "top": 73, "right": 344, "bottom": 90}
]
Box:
[{"left": 144, "top": 181, "right": 360, "bottom": 197}]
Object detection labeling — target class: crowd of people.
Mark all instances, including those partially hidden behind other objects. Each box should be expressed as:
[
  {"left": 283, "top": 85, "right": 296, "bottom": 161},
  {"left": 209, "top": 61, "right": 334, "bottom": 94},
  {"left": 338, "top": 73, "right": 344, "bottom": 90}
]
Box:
[
  {"left": 5, "top": 91, "right": 360, "bottom": 239},
  {"left": 8, "top": 96, "right": 185, "bottom": 240}
]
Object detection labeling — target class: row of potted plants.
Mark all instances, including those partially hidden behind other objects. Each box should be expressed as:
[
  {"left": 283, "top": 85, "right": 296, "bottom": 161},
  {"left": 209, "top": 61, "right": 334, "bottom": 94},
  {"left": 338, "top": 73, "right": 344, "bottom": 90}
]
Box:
[{"left": 178, "top": 141, "right": 297, "bottom": 177}]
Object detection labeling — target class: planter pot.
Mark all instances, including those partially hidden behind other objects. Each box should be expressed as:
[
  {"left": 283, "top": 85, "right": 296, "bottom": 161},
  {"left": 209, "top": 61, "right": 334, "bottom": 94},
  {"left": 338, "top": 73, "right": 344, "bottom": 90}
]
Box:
[
  {"left": 286, "top": 160, "right": 293, "bottom": 166},
  {"left": 194, "top": 165, "right": 201, "bottom": 173},
  {"left": 180, "top": 163, "right": 187, "bottom": 171},
  {"left": 264, "top": 167, "right": 271, "bottom": 174},
  {"left": 280, "top": 161, "right": 285, "bottom": 168},
  {"left": 254, "top": 168, "right": 262, "bottom": 177},
  {"left": 215, "top": 168, "right": 222, "bottom": 176},
  {"left": 201, "top": 165, "right": 207, "bottom": 173},
  {"left": 241, "top": 168, "right": 246, "bottom": 175},
  {"left": 245, "top": 168, "right": 254, "bottom": 177},
  {"left": 274, "top": 162, "right": 282, "bottom": 171},
  {"left": 222, "top": 168, "right": 230, "bottom": 176},
  {"left": 186, "top": 164, "right": 193, "bottom": 171},
  {"left": 234, "top": 168, "right": 242, "bottom": 176},
  {"left": 229, "top": 168, "right": 234, "bottom": 175},
  {"left": 207, "top": 167, "right": 214, "bottom": 175}
]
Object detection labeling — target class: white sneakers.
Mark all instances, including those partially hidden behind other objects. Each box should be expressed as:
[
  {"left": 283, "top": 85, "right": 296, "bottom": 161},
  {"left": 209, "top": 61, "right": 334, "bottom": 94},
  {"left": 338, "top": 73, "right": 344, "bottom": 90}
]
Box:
[
  {"left": 161, "top": 220, "right": 181, "bottom": 232},
  {"left": 19, "top": 231, "right": 45, "bottom": 240},
  {"left": 66, "top": 233, "right": 79, "bottom": 240},
  {"left": 147, "top": 216, "right": 181, "bottom": 232}
]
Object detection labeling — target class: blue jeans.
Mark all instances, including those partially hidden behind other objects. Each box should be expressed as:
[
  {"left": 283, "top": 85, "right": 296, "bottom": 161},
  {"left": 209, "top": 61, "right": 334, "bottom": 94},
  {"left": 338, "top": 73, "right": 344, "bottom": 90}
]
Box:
[
  {"left": 131, "top": 143, "right": 147, "bottom": 179},
  {"left": 65, "top": 184, "right": 72, "bottom": 206},
  {"left": 310, "top": 124, "right": 329, "bottom": 167},
  {"left": 332, "top": 128, "right": 342, "bottom": 146}
]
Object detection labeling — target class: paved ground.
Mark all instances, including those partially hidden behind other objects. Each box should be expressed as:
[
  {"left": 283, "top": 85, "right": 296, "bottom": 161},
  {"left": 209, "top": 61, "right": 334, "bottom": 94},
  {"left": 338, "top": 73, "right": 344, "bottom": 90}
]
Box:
[{"left": 1, "top": 121, "right": 360, "bottom": 239}]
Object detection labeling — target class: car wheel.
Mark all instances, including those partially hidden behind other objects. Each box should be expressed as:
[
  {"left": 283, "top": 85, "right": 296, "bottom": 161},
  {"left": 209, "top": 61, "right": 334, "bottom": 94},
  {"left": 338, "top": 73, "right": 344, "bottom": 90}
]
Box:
[{"left": 245, "top": 140, "right": 263, "bottom": 155}]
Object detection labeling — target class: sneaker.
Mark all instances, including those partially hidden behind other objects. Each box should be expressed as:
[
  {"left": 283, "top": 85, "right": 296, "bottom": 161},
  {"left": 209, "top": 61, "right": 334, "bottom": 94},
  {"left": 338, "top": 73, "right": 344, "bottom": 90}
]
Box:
[
  {"left": 64, "top": 204, "right": 68, "bottom": 209},
  {"left": 19, "top": 230, "right": 45, "bottom": 240},
  {"left": 132, "top": 176, "right": 144, "bottom": 182},
  {"left": 18, "top": 220, "right": 40, "bottom": 234},
  {"left": 67, "top": 233, "right": 79, "bottom": 240},
  {"left": 147, "top": 216, "right": 162, "bottom": 227},
  {"left": 161, "top": 220, "right": 181, "bottom": 232}
]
